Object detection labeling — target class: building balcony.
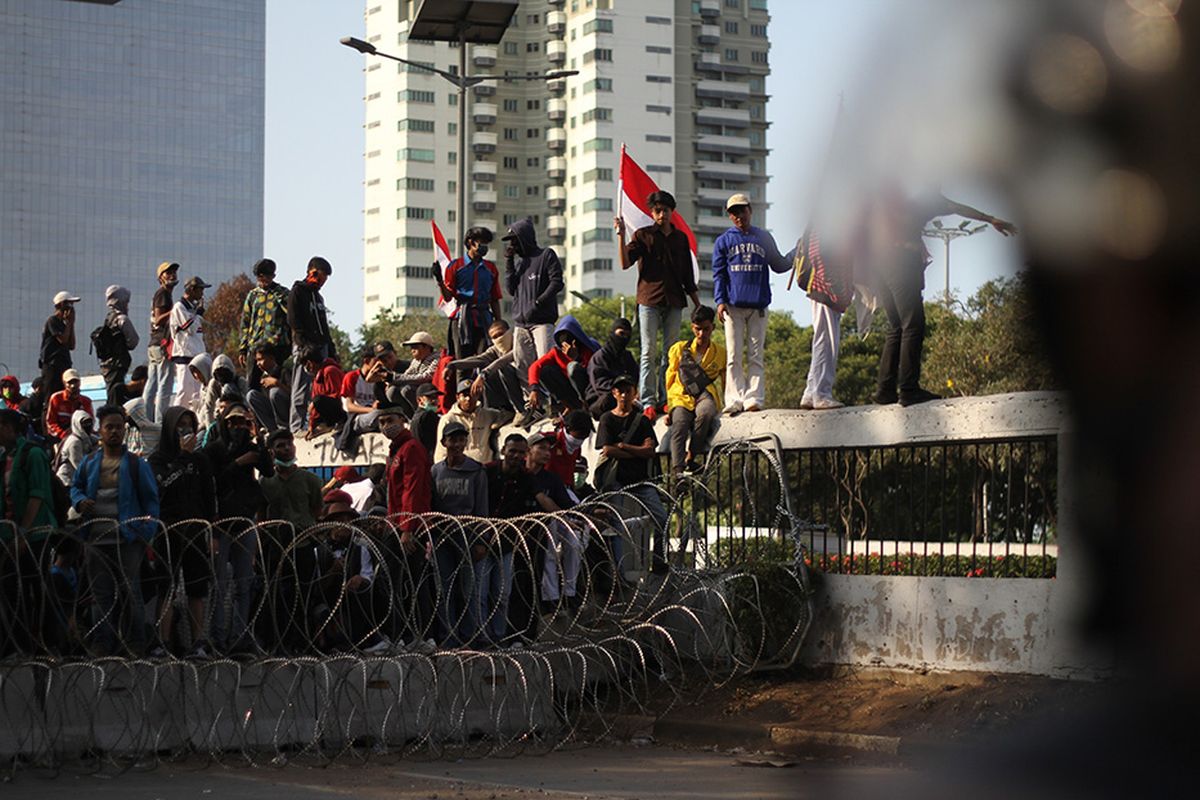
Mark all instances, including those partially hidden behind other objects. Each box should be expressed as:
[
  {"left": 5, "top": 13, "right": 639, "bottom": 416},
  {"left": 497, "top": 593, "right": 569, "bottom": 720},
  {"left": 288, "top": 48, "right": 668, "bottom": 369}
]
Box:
[
  {"left": 694, "top": 213, "right": 731, "bottom": 233},
  {"left": 472, "top": 131, "right": 498, "bottom": 153},
  {"left": 547, "top": 0, "right": 564, "bottom": 6},
  {"left": 547, "top": 10, "right": 566, "bottom": 36},
  {"left": 547, "top": 185, "right": 567, "bottom": 210},
  {"left": 696, "top": 51, "right": 722, "bottom": 73},
  {"left": 697, "top": 187, "right": 733, "bottom": 207},
  {"left": 696, "top": 79, "right": 751, "bottom": 99},
  {"left": 473, "top": 83, "right": 495, "bottom": 98},
  {"left": 697, "top": 132, "right": 752, "bottom": 154},
  {"left": 547, "top": 128, "right": 566, "bottom": 151},
  {"left": 475, "top": 217, "right": 498, "bottom": 232},
  {"left": 472, "top": 188, "right": 497, "bottom": 212},
  {"left": 547, "top": 214, "right": 566, "bottom": 239},
  {"left": 548, "top": 76, "right": 566, "bottom": 96},
  {"left": 471, "top": 160, "right": 497, "bottom": 182},
  {"left": 696, "top": 105, "right": 751, "bottom": 128},
  {"left": 472, "top": 102, "right": 497, "bottom": 125},
  {"left": 696, "top": 159, "right": 752, "bottom": 180},
  {"left": 547, "top": 40, "right": 567, "bottom": 64},
  {"left": 699, "top": 0, "right": 721, "bottom": 18},
  {"left": 547, "top": 155, "right": 567, "bottom": 180},
  {"left": 473, "top": 45, "right": 497, "bottom": 68},
  {"left": 547, "top": 97, "right": 567, "bottom": 122},
  {"left": 698, "top": 24, "right": 720, "bottom": 45}
]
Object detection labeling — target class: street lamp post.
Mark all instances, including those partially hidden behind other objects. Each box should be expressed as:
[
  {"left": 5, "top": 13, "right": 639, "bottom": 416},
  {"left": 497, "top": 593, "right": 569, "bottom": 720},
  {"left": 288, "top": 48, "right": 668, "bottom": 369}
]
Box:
[
  {"left": 922, "top": 219, "right": 989, "bottom": 303},
  {"left": 340, "top": 36, "right": 577, "bottom": 265}
]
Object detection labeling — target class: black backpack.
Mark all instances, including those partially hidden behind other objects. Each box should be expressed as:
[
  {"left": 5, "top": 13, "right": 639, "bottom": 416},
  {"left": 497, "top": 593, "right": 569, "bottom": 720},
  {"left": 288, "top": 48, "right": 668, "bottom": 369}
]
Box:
[{"left": 90, "top": 311, "right": 127, "bottom": 363}]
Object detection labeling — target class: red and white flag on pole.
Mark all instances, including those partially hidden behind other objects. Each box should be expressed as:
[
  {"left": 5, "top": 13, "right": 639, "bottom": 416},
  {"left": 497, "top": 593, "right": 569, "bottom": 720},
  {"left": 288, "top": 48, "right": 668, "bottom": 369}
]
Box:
[
  {"left": 618, "top": 145, "right": 700, "bottom": 283},
  {"left": 430, "top": 220, "right": 456, "bottom": 318}
]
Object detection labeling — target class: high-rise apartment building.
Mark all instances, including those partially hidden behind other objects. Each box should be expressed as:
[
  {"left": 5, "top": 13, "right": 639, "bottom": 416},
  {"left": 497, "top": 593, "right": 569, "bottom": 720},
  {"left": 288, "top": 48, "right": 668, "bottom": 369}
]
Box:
[
  {"left": 0, "top": 0, "right": 265, "bottom": 379},
  {"left": 361, "top": 0, "right": 770, "bottom": 322}
]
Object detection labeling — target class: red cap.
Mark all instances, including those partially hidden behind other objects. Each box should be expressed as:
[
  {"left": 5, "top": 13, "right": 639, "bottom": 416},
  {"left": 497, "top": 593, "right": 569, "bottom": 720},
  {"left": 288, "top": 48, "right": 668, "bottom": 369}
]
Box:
[
  {"left": 333, "top": 465, "right": 360, "bottom": 482},
  {"left": 323, "top": 489, "right": 353, "bottom": 506}
]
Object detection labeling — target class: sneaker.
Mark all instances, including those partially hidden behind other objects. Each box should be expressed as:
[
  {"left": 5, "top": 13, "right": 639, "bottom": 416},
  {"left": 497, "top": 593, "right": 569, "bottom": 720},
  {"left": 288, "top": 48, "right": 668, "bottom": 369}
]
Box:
[
  {"left": 362, "top": 636, "right": 392, "bottom": 655},
  {"left": 799, "top": 396, "right": 814, "bottom": 410},
  {"left": 186, "top": 640, "right": 211, "bottom": 659},
  {"left": 899, "top": 388, "right": 942, "bottom": 407},
  {"left": 723, "top": 400, "right": 743, "bottom": 416},
  {"left": 812, "top": 397, "right": 844, "bottom": 410},
  {"left": 148, "top": 643, "right": 169, "bottom": 659},
  {"left": 743, "top": 401, "right": 763, "bottom": 413},
  {"left": 643, "top": 405, "right": 658, "bottom": 422},
  {"left": 873, "top": 389, "right": 899, "bottom": 405}
]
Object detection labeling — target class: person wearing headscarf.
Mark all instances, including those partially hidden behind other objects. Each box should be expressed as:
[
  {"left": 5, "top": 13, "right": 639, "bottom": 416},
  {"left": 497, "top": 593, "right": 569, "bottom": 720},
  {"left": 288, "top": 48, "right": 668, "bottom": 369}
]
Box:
[
  {"left": 99, "top": 285, "right": 140, "bottom": 407},
  {"left": 123, "top": 397, "right": 160, "bottom": 456},
  {"left": 55, "top": 408, "right": 96, "bottom": 487}
]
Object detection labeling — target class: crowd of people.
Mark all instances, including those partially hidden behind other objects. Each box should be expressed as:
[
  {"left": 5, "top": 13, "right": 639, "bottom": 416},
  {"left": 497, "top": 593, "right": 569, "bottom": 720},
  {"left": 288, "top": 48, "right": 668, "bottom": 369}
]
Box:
[{"left": 0, "top": 188, "right": 1016, "bottom": 659}]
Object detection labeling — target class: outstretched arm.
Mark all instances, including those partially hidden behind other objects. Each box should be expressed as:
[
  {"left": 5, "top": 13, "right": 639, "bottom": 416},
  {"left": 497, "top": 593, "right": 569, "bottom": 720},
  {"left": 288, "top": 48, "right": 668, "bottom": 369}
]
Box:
[{"left": 943, "top": 198, "right": 1019, "bottom": 236}]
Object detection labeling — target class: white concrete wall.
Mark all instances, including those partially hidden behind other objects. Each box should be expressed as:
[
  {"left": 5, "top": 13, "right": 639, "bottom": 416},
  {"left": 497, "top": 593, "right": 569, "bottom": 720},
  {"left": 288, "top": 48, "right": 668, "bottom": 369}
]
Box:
[{"left": 800, "top": 574, "right": 1111, "bottom": 678}]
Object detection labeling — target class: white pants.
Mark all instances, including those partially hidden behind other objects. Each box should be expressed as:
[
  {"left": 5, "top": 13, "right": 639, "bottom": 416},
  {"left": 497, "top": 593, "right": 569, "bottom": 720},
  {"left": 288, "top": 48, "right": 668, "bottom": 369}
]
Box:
[
  {"left": 540, "top": 520, "right": 582, "bottom": 602},
  {"left": 514, "top": 323, "right": 554, "bottom": 390},
  {"left": 724, "top": 305, "right": 768, "bottom": 408},
  {"left": 802, "top": 300, "right": 842, "bottom": 403}
]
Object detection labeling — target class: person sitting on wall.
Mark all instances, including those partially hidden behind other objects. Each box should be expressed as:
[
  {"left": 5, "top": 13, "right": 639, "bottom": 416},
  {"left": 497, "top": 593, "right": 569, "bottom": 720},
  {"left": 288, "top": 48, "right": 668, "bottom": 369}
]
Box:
[{"left": 527, "top": 315, "right": 601, "bottom": 415}]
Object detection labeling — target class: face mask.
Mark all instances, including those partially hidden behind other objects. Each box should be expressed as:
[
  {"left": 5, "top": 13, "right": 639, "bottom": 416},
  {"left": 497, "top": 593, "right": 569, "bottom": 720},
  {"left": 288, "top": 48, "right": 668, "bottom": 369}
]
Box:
[
  {"left": 493, "top": 329, "right": 514, "bottom": 354},
  {"left": 1, "top": 388, "right": 13, "bottom": 400},
  {"left": 564, "top": 433, "right": 585, "bottom": 452},
  {"left": 380, "top": 422, "right": 402, "bottom": 440},
  {"left": 474, "top": 244, "right": 489, "bottom": 259},
  {"left": 229, "top": 428, "right": 251, "bottom": 450},
  {"left": 274, "top": 457, "right": 297, "bottom": 469}
]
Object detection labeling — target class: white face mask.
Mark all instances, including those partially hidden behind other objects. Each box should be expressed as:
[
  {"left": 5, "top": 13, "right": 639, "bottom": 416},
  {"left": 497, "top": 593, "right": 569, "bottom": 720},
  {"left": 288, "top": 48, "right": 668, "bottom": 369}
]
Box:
[
  {"left": 564, "top": 432, "right": 586, "bottom": 452},
  {"left": 493, "top": 329, "right": 514, "bottom": 354}
]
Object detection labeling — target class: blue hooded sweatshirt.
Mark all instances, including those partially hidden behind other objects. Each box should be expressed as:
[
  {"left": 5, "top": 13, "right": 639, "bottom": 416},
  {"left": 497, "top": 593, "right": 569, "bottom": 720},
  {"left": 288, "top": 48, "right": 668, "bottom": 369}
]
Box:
[
  {"left": 503, "top": 218, "right": 564, "bottom": 326},
  {"left": 711, "top": 225, "right": 792, "bottom": 309}
]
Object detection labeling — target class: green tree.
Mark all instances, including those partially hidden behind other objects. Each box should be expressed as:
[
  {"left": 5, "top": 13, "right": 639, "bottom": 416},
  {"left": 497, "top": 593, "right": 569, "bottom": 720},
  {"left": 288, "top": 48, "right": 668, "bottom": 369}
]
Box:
[
  {"left": 922, "top": 273, "right": 1057, "bottom": 396},
  {"left": 355, "top": 307, "right": 448, "bottom": 358}
]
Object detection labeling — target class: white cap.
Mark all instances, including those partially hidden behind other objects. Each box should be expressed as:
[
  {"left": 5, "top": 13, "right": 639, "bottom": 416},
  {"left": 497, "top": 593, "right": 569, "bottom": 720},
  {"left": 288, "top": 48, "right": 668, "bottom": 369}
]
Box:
[
  {"left": 403, "top": 331, "right": 435, "bottom": 348},
  {"left": 725, "top": 193, "right": 752, "bottom": 212},
  {"left": 62, "top": 368, "right": 81, "bottom": 383},
  {"left": 53, "top": 291, "right": 81, "bottom": 306}
]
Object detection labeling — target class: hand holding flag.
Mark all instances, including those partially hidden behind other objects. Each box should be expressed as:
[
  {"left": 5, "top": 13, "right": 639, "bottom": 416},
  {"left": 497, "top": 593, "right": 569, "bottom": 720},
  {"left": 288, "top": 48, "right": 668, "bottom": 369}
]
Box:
[{"left": 430, "top": 220, "right": 456, "bottom": 318}]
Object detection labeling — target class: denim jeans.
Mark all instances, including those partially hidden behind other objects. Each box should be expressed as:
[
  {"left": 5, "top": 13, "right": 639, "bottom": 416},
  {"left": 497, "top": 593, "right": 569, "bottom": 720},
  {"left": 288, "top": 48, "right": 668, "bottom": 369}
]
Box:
[
  {"left": 142, "top": 349, "right": 174, "bottom": 424},
  {"left": 290, "top": 343, "right": 326, "bottom": 433},
  {"left": 472, "top": 551, "right": 515, "bottom": 644},
  {"left": 86, "top": 539, "right": 146, "bottom": 656},
  {"left": 434, "top": 535, "right": 476, "bottom": 648},
  {"left": 637, "top": 304, "right": 683, "bottom": 408},
  {"left": 211, "top": 523, "right": 257, "bottom": 651}
]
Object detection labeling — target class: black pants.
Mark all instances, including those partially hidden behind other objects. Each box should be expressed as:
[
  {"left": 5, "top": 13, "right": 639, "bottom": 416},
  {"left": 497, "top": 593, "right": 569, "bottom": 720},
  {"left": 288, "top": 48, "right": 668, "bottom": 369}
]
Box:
[
  {"left": 311, "top": 395, "right": 348, "bottom": 428},
  {"left": 484, "top": 365, "right": 525, "bottom": 414},
  {"left": 102, "top": 358, "right": 131, "bottom": 407},
  {"left": 41, "top": 362, "right": 67, "bottom": 401},
  {"left": 537, "top": 361, "right": 588, "bottom": 412},
  {"left": 247, "top": 343, "right": 290, "bottom": 394},
  {"left": 875, "top": 263, "right": 927, "bottom": 396}
]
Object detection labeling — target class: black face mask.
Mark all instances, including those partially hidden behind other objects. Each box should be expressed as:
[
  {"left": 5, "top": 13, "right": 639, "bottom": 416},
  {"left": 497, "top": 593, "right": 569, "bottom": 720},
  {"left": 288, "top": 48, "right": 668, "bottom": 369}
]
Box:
[
  {"left": 607, "top": 331, "right": 631, "bottom": 352},
  {"left": 474, "top": 244, "right": 489, "bottom": 259},
  {"left": 228, "top": 427, "right": 251, "bottom": 453}
]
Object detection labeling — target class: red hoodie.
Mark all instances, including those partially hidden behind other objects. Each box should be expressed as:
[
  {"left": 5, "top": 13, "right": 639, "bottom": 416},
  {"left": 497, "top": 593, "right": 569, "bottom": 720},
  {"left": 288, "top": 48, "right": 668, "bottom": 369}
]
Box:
[
  {"left": 385, "top": 426, "right": 431, "bottom": 532},
  {"left": 528, "top": 345, "right": 594, "bottom": 390},
  {"left": 308, "top": 358, "right": 344, "bottom": 428},
  {"left": 0, "top": 376, "right": 21, "bottom": 411}
]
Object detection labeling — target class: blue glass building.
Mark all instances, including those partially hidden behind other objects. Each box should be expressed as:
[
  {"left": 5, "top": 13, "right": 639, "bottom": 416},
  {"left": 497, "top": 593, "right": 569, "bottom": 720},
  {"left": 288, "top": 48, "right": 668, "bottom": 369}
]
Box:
[{"left": 0, "top": 0, "right": 264, "bottom": 379}]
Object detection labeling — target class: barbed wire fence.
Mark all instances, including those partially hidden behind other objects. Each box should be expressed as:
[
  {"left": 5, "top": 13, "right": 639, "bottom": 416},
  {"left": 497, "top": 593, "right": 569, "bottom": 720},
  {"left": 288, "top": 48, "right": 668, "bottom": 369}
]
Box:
[{"left": 0, "top": 437, "right": 813, "bottom": 777}]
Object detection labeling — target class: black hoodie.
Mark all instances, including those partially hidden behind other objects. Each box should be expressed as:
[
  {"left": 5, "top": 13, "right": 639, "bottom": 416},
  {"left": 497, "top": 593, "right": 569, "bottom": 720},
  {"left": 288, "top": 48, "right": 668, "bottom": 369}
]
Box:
[
  {"left": 503, "top": 218, "right": 564, "bottom": 326},
  {"left": 287, "top": 278, "right": 334, "bottom": 353},
  {"left": 149, "top": 406, "right": 217, "bottom": 525},
  {"left": 202, "top": 414, "right": 272, "bottom": 519},
  {"left": 586, "top": 318, "right": 638, "bottom": 406}
]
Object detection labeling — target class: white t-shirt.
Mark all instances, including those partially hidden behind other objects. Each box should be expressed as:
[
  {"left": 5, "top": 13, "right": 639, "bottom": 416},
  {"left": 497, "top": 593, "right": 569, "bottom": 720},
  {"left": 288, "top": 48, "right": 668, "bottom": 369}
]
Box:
[{"left": 342, "top": 478, "right": 376, "bottom": 513}]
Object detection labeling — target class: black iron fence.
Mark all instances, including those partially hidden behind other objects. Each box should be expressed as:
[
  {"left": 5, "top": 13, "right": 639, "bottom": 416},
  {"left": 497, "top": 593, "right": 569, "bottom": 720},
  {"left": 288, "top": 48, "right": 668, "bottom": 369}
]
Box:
[{"left": 673, "top": 435, "right": 1058, "bottom": 578}]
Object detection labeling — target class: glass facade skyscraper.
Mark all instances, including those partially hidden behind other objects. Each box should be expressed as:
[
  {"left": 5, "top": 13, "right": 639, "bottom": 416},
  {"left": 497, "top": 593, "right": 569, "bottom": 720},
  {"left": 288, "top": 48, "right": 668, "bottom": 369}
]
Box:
[{"left": 0, "top": 0, "right": 264, "bottom": 380}]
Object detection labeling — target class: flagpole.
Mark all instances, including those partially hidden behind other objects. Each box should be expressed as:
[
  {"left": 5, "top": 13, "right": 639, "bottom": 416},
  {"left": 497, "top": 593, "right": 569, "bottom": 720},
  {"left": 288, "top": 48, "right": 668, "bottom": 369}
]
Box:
[{"left": 615, "top": 143, "right": 626, "bottom": 315}]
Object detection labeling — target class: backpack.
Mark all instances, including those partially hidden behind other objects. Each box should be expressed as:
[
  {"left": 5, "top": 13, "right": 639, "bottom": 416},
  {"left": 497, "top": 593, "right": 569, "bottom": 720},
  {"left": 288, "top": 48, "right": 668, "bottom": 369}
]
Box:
[
  {"left": 90, "top": 311, "right": 127, "bottom": 364},
  {"left": 16, "top": 442, "right": 71, "bottom": 527},
  {"left": 677, "top": 340, "right": 714, "bottom": 398}
]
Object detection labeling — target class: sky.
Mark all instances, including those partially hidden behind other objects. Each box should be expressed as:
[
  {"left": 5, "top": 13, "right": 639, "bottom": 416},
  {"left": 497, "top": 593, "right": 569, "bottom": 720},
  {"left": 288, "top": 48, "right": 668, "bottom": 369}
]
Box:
[{"left": 263, "top": 0, "right": 1024, "bottom": 335}]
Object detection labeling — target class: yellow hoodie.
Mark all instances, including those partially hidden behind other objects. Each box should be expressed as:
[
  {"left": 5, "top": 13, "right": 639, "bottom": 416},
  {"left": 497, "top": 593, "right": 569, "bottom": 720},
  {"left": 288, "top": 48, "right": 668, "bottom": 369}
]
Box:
[{"left": 666, "top": 338, "right": 725, "bottom": 412}]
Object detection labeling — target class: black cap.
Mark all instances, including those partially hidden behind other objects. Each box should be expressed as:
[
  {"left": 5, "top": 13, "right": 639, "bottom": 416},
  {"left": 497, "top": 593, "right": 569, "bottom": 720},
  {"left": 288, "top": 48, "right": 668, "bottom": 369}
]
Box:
[
  {"left": 266, "top": 429, "right": 294, "bottom": 447},
  {"left": 441, "top": 420, "right": 468, "bottom": 439},
  {"left": 612, "top": 374, "right": 637, "bottom": 389},
  {"left": 527, "top": 430, "right": 557, "bottom": 448},
  {"left": 456, "top": 379, "right": 473, "bottom": 394},
  {"left": 252, "top": 258, "right": 276, "bottom": 277},
  {"left": 417, "top": 382, "right": 440, "bottom": 397},
  {"left": 374, "top": 340, "right": 396, "bottom": 356}
]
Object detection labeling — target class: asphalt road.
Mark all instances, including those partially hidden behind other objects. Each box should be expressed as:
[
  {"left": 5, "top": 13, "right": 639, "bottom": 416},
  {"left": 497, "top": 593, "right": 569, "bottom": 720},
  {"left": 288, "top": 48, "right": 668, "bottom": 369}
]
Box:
[{"left": 1, "top": 744, "right": 906, "bottom": 799}]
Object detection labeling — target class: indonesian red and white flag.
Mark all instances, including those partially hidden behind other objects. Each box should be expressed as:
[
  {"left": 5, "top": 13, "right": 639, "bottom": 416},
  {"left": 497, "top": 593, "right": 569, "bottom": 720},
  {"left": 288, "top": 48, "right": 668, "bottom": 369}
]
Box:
[
  {"left": 430, "top": 220, "right": 456, "bottom": 317},
  {"left": 618, "top": 145, "right": 700, "bottom": 283}
]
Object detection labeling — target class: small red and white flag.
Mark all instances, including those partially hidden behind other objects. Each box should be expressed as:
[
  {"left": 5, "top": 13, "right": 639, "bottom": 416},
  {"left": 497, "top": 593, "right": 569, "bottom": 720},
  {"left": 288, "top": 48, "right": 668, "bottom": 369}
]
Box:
[
  {"left": 618, "top": 145, "right": 700, "bottom": 282},
  {"left": 430, "top": 219, "right": 456, "bottom": 317}
]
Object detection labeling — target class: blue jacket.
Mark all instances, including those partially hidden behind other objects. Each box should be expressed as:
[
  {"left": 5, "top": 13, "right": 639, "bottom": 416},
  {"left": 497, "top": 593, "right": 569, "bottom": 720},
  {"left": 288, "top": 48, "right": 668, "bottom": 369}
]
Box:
[
  {"left": 504, "top": 218, "right": 564, "bottom": 326},
  {"left": 70, "top": 448, "right": 160, "bottom": 542},
  {"left": 711, "top": 225, "right": 792, "bottom": 309}
]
